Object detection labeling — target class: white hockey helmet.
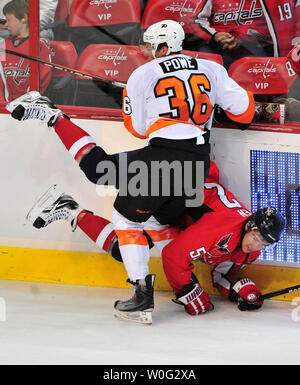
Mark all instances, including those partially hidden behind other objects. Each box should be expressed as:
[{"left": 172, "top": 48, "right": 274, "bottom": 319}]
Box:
[{"left": 143, "top": 19, "right": 185, "bottom": 57}]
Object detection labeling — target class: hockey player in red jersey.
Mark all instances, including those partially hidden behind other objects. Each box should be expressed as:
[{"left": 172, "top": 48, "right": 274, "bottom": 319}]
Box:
[
  {"left": 8, "top": 154, "right": 284, "bottom": 319},
  {"left": 161, "top": 161, "right": 285, "bottom": 316},
  {"left": 0, "top": 0, "right": 52, "bottom": 102}
]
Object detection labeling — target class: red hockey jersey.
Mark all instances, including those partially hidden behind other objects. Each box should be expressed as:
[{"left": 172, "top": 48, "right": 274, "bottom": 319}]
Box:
[
  {"left": 193, "top": 0, "right": 300, "bottom": 56},
  {"left": 0, "top": 36, "right": 52, "bottom": 102},
  {"left": 162, "top": 162, "right": 260, "bottom": 293}
]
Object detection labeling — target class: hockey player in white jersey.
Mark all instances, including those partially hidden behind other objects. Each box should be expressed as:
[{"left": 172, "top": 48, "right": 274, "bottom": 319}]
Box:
[
  {"left": 112, "top": 20, "right": 255, "bottom": 322},
  {"left": 124, "top": 20, "right": 254, "bottom": 140},
  {"left": 6, "top": 20, "right": 255, "bottom": 325}
]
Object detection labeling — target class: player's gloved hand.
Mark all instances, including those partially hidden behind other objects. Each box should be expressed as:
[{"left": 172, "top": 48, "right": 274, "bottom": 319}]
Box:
[
  {"left": 229, "top": 278, "right": 264, "bottom": 311},
  {"left": 174, "top": 283, "right": 213, "bottom": 315}
]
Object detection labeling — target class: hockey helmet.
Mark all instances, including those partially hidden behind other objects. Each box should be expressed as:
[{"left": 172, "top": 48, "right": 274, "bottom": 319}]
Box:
[
  {"left": 248, "top": 207, "right": 285, "bottom": 244},
  {"left": 143, "top": 19, "right": 185, "bottom": 57}
]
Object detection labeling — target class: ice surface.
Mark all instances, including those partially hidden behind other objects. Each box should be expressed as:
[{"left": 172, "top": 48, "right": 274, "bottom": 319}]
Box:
[{"left": 0, "top": 279, "right": 299, "bottom": 365}]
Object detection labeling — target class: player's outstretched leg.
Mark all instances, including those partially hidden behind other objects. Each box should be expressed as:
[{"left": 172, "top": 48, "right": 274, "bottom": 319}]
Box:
[
  {"left": 27, "top": 185, "right": 119, "bottom": 256},
  {"left": 6, "top": 91, "right": 62, "bottom": 126},
  {"left": 6, "top": 91, "right": 97, "bottom": 164},
  {"left": 27, "top": 184, "right": 82, "bottom": 231},
  {"left": 114, "top": 274, "right": 155, "bottom": 325}
]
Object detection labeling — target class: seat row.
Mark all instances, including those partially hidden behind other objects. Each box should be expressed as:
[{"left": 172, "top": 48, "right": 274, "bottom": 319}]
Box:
[
  {"left": 52, "top": 0, "right": 206, "bottom": 52},
  {"left": 46, "top": 41, "right": 297, "bottom": 107}
]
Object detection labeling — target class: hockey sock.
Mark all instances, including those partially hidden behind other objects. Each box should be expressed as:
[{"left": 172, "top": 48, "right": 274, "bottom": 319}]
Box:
[
  {"left": 145, "top": 226, "right": 180, "bottom": 255},
  {"left": 113, "top": 209, "right": 150, "bottom": 280},
  {"left": 54, "top": 116, "right": 96, "bottom": 161},
  {"left": 114, "top": 230, "right": 150, "bottom": 281},
  {"left": 77, "top": 211, "right": 116, "bottom": 252}
]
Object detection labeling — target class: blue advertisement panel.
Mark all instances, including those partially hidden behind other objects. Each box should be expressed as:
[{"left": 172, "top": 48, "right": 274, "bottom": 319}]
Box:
[{"left": 250, "top": 150, "right": 300, "bottom": 263}]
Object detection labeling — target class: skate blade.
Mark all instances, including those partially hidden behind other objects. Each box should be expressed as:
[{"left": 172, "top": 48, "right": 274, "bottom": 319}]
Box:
[
  {"left": 114, "top": 309, "right": 153, "bottom": 325},
  {"left": 26, "top": 184, "right": 63, "bottom": 223},
  {"left": 6, "top": 91, "right": 41, "bottom": 112},
  {"left": 171, "top": 298, "right": 184, "bottom": 306}
]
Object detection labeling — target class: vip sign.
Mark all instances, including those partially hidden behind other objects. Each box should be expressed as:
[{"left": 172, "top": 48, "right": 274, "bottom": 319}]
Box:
[
  {"left": 89, "top": 0, "right": 117, "bottom": 19},
  {"left": 248, "top": 59, "right": 277, "bottom": 90},
  {"left": 97, "top": 48, "right": 127, "bottom": 66},
  {"left": 165, "top": 0, "right": 200, "bottom": 18},
  {"left": 97, "top": 13, "right": 112, "bottom": 20},
  {"left": 90, "top": 0, "right": 117, "bottom": 9}
]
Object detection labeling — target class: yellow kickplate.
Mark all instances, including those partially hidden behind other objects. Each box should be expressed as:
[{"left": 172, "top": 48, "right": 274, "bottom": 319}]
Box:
[{"left": 0, "top": 246, "right": 299, "bottom": 301}]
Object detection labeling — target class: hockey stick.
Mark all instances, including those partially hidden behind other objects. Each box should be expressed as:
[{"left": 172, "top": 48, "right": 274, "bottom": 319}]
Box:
[
  {"left": 259, "top": 284, "right": 300, "bottom": 301},
  {"left": 0, "top": 48, "right": 126, "bottom": 88}
]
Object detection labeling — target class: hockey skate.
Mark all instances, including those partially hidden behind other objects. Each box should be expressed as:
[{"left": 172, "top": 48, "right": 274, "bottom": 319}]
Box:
[
  {"left": 114, "top": 274, "right": 155, "bottom": 325},
  {"left": 27, "top": 185, "right": 82, "bottom": 232},
  {"left": 6, "top": 91, "right": 62, "bottom": 126}
]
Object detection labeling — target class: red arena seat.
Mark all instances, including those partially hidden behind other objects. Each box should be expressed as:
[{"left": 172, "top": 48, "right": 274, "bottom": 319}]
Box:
[
  {"left": 69, "top": 0, "right": 142, "bottom": 52},
  {"left": 73, "top": 44, "right": 147, "bottom": 107},
  {"left": 69, "top": 0, "right": 141, "bottom": 27},
  {"left": 182, "top": 50, "right": 224, "bottom": 66},
  {"left": 54, "top": 0, "right": 69, "bottom": 23},
  {"left": 141, "top": 0, "right": 205, "bottom": 50},
  {"left": 50, "top": 40, "right": 77, "bottom": 78},
  {"left": 76, "top": 44, "right": 146, "bottom": 82},
  {"left": 228, "top": 57, "right": 298, "bottom": 95},
  {"left": 141, "top": 0, "right": 201, "bottom": 34},
  {"left": 51, "top": 0, "right": 70, "bottom": 40},
  {"left": 44, "top": 41, "right": 78, "bottom": 104}
]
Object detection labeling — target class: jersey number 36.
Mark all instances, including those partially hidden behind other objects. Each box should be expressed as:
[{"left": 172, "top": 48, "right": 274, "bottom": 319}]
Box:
[{"left": 154, "top": 74, "right": 213, "bottom": 125}]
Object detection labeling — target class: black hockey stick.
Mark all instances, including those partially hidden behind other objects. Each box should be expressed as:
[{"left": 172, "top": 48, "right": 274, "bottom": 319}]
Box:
[
  {"left": 259, "top": 284, "right": 300, "bottom": 301},
  {"left": 0, "top": 48, "right": 126, "bottom": 88}
]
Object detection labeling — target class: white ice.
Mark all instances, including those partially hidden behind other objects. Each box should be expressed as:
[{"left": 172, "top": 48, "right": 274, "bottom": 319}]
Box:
[{"left": 0, "top": 279, "right": 299, "bottom": 365}]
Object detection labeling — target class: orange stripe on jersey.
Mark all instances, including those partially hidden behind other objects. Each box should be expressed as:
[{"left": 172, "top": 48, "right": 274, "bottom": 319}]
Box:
[
  {"left": 146, "top": 227, "right": 181, "bottom": 242},
  {"left": 122, "top": 88, "right": 147, "bottom": 139},
  {"left": 146, "top": 118, "right": 204, "bottom": 137},
  {"left": 115, "top": 229, "right": 149, "bottom": 246},
  {"left": 225, "top": 91, "right": 255, "bottom": 124}
]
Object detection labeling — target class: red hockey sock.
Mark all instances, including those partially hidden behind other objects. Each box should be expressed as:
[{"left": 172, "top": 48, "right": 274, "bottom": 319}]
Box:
[
  {"left": 54, "top": 116, "right": 96, "bottom": 160},
  {"left": 77, "top": 211, "right": 116, "bottom": 252}
]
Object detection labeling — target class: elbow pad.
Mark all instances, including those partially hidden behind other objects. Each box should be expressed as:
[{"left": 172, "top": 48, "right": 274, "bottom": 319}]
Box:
[{"left": 79, "top": 146, "right": 117, "bottom": 185}]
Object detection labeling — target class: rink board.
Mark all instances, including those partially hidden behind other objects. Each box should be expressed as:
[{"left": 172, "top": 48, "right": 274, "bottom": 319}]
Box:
[{"left": 0, "top": 245, "right": 299, "bottom": 302}]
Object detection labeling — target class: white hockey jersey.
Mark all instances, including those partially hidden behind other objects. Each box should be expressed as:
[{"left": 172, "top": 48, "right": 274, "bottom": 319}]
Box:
[{"left": 122, "top": 54, "right": 254, "bottom": 143}]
